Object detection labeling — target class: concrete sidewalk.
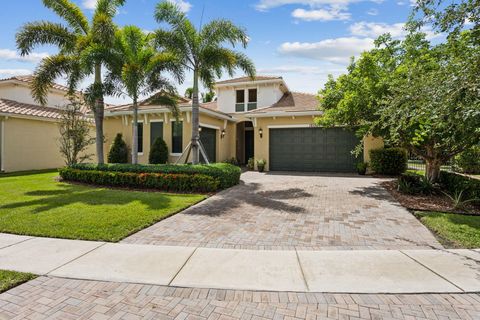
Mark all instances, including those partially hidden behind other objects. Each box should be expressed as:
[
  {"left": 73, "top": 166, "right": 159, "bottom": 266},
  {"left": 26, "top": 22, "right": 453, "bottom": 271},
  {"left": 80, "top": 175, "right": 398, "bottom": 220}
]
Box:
[{"left": 1, "top": 233, "right": 479, "bottom": 294}]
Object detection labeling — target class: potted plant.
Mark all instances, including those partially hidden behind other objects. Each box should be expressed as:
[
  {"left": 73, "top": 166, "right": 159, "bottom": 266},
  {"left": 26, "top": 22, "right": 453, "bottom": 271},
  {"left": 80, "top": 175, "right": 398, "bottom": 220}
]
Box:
[
  {"left": 256, "top": 159, "right": 266, "bottom": 172},
  {"left": 357, "top": 162, "right": 368, "bottom": 175}
]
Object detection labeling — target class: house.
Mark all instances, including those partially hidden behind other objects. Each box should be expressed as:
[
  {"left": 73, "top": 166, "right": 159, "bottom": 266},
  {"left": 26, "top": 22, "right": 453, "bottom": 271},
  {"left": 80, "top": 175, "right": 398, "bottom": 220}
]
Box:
[
  {"left": 0, "top": 75, "right": 95, "bottom": 172},
  {"left": 104, "top": 76, "right": 383, "bottom": 172}
]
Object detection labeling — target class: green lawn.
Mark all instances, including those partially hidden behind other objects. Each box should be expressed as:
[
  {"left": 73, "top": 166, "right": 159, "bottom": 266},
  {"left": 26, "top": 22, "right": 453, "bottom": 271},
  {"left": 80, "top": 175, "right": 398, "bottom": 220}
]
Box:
[
  {"left": 0, "top": 171, "right": 205, "bottom": 242},
  {"left": 0, "top": 270, "right": 36, "bottom": 293},
  {"left": 416, "top": 211, "right": 480, "bottom": 248}
]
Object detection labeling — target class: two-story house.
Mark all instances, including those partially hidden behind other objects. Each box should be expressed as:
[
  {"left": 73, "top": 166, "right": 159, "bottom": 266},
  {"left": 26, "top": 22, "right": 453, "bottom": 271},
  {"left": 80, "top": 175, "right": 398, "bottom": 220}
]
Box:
[{"left": 103, "top": 76, "right": 383, "bottom": 171}]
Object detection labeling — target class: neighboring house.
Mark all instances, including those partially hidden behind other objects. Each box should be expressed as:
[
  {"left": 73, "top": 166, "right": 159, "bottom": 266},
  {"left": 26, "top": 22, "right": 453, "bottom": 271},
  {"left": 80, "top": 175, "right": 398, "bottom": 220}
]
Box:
[
  {"left": 0, "top": 76, "right": 94, "bottom": 172},
  {"left": 104, "top": 76, "right": 383, "bottom": 172}
]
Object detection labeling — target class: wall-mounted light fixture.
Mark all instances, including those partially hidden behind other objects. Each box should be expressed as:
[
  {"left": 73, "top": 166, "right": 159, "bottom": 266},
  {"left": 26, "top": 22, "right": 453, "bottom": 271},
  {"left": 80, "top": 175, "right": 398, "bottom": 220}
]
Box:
[
  {"left": 221, "top": 129, "right": 226, "bottom": 139},
  {"left": 198, "top": 127, "right": 202, "bottom": 132},
  {"left": 259, "top": 128, "right": 263, "bottom": 138}
]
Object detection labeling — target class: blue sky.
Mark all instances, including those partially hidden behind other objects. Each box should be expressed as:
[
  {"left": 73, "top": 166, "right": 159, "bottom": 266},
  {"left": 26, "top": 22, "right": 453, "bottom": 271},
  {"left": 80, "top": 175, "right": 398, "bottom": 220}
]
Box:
[{"left": 0, "top": 0, "right": 420, "bottom": 103}]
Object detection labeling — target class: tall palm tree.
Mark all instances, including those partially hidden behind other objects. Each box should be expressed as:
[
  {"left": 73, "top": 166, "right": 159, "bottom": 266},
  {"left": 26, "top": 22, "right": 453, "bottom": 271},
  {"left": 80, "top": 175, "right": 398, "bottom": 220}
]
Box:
[
  {"left": 154, "top": 1, "right": 256, "bottom": 164},
  {"left": 106, "top": 26, "right": 181, "bottom": 164},
  {"left": 16, "top": 0, "right": 125, "bottom": 164}
]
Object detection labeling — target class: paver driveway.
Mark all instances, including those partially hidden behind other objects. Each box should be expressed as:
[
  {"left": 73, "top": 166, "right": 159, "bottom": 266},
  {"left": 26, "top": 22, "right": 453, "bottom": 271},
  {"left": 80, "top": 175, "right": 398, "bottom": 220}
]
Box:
[{"left": 124, "top": 172, "right": 442, "bottom": 250}]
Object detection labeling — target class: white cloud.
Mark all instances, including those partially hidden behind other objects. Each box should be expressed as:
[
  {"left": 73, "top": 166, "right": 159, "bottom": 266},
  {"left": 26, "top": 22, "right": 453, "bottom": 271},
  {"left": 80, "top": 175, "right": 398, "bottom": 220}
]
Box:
[
  {"left": 0, "top": 49, "right": 49, "bottom": 63},
  {"left": 292, "top": 7, "right": 350, "bottom": 21},
  {"left": 258, "top": 65, "right": 333, "bottom": 75},
  {"left": 82, "top": 0, "right": 96, "bottom": 10},
  {"left": 349, "top": 21, "right": 440, "bottom": 39},
  {"left": 366, "top": 8, "right": 378, "bottom": 15},
  {"left": 168, "top": 0, "right": 192, "bottom": 13},
  {"left": 255, "top": 0, "right": 379, "bottom": 11},
  {"left": 0, "top": 69, "right": 32, "bottom": 78},
  {"left": 278, "top": 37, "right": 374, "bottom": 64}
]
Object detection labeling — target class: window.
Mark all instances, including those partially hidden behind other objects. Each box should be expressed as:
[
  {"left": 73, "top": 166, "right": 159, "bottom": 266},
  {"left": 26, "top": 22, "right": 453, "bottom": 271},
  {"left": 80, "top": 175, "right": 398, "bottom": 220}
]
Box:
[
  {"left": 150, "top": 122, "right": 163, "bottom": 146},
  {"left": 136, "top": 122, "right": 144, "bottom": 153},
  {"left": 248, "top": 89, "right": 257, "bottom": 110},
  {"left": 235, "top": 90, "right": 245, "bottom": 112},
  {"left": 171, "top": 121, "right": 183, "bottom": 154}
]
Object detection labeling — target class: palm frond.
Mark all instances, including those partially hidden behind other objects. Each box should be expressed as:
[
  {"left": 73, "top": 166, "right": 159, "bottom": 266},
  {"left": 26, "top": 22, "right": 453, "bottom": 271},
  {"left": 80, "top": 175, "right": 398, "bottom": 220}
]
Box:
[
  {"left": 16, "top": 21, "right": 77, "bottom": 55},
  {"left": 32, "top": 54, "right": 77, "bottom": 105},
  {"left": 154, "top": 1, "right": 187, "bottom": 27},
  {"left": 200, "top": 20, "right": 249, "bottom": 48},
  {"left": 95, "top": 0, "right": 126, "bottom": 18},
  {"left": 91, "top": 12, "right": 117, "bottom": 45},
  {"left": 42, "top": 0, "right": 89, "bottom": 34}
]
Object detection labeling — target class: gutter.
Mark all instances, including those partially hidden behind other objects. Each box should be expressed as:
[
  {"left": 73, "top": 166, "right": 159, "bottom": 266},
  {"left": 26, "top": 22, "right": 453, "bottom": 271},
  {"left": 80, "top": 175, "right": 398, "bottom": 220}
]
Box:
[{"left": 246, "top": 110, "right": 324, "bottom": 118}]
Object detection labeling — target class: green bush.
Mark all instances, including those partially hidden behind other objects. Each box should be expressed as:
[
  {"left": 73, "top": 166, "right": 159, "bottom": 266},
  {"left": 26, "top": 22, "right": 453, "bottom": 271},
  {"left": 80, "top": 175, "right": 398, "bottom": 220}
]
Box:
[
  {"left": 439, "top": 171, "right": 480, "bottom": 202},
  {"left": 223, "top": 157, "right": 239, "bottom": 166},
  {"left": 149, "top": 138, "right": 169, "bottom": 164},
  {"left": 397, "top": 172, "right": 434, "bottom": 195},
  {"left": 454, "top": 146, "right": 480, "bottom": 174},
  {"left": 59, "top": 168, "right": 219, "bottom": 193},
  {"left": 369, "top": 148, "right": 407, "bottom": 175},
  {"left": 70, "top": 162, "right": 241, "bottom": 189},
  {"left": 108, "top": 133, "right": 129, "bottom": 164}
]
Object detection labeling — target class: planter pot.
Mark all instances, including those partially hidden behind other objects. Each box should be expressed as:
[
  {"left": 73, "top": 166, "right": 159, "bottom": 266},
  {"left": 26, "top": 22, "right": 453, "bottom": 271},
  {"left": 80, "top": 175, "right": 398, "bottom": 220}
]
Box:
[{"left": 257, "top": 165, "right": 265, "bottom": 172}]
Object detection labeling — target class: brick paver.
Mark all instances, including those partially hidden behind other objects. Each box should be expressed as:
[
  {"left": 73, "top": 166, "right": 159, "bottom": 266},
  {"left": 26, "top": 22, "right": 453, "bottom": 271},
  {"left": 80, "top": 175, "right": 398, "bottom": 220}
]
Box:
[
  {"left": 124, "top": 172, "right": 442, "bottom": 250},
  {"left": 1, "top": 277, "right": 478, "bottom": 320}
]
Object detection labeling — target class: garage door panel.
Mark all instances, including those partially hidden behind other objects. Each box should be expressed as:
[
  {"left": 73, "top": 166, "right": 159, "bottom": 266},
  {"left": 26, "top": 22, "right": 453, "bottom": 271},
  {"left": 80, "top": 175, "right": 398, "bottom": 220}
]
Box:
[{"left": 269, "top": 127, "right": 362, "bottom": 172}]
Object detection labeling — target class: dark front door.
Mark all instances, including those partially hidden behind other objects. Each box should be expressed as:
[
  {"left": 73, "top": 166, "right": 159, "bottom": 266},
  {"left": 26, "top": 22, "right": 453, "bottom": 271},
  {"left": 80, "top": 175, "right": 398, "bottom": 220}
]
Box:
[
  {"left": 200, "top": 127, "right": 216, "bottom": 163},
  {"left": 245, "top": 130, "right": 254, "bottom": 164},
  {"left": 269, "top": 127, "right": 362, "bottom": 172}
]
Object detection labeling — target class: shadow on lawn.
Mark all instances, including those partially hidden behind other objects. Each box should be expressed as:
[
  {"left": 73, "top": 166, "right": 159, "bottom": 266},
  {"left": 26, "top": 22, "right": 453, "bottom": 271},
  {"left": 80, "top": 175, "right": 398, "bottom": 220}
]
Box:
[
  {"left": 0, "top": 184, "right": 173, "bottom": 213},
  {"left": 183, "top": 182, "right": 313, "bottom": 216}
]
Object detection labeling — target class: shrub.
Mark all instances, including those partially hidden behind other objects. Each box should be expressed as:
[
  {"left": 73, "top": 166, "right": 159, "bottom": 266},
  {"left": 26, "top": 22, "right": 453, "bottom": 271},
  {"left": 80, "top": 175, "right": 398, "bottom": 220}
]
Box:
[
  {"left": 356, "top": 162, "right": 368, "bottom": 175},
  {"left": 397, "top": 172, "right": 434, "bottom": 195},
  {"left": 439, "top": 171, "right": 480, "bottom": 203},
  {"left": 223, "top": 157, "right": 239, "bottom": 166},
  {"left": 247, "top": 158, "right": 255, "bottom": 170},
  {"left": 369, "top": 148, "right": 407, "bottom": 175},
  {"left": 454, "top": 146, "right": 480, "bottom": 174},
  {"left": 108, "top": 134, "right": 129, "bottom": 164},
  {"left": 70, "top": 162, "right": 241, "bottom": 189},
  {"left": 59, "top": 168, "right": 219, "bottom": 193},
  {"left": 149, "top": 137, "right": 169, "bottom": 164}
]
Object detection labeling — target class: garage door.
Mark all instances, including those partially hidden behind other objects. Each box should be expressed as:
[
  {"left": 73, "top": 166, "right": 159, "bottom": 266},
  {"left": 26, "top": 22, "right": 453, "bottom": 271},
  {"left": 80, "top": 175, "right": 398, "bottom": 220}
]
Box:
[
  {"left": 200, "top": 127, "right": 216, "bottom": 163},
  {"left": 269, "top": 127, "right": 362, "bottom": 172}
]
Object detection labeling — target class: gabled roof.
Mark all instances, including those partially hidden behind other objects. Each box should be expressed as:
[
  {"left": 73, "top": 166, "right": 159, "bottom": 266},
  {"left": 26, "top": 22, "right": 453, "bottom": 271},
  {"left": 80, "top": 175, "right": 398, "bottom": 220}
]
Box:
[
  {"left": 215, "top": 76, "right": 282, "bottom": 85},
  {"left": 0, "top": 98, "right": 65, "bottom": 120},
  {"left": 246, "top": 92, "right": 320, "bottom": 115},
  {"left": 0, "top": 75, "right": 75, "bottom": 93}
]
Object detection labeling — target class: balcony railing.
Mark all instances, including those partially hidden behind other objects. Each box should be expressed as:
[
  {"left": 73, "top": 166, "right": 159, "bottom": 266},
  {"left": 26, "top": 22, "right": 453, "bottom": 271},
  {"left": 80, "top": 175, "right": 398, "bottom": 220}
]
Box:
[
  {"left": 235, "top": 103, "right": 245, "bottom": 112},
  {"left": 247, "top": 102, "right": 257, "bottom": 111}
]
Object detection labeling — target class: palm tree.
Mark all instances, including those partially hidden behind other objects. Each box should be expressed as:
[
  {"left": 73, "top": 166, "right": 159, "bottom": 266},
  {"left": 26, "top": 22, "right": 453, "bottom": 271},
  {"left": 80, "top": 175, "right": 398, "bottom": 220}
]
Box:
[
  {"left": 154, "top": 1, "right": 256, "bottom": 164},
  {"left": 16, "top": 0, "right": 125, "bottom": 164},
  {"left": 106, "top": 26, "right": 181, "bottom": 164}
]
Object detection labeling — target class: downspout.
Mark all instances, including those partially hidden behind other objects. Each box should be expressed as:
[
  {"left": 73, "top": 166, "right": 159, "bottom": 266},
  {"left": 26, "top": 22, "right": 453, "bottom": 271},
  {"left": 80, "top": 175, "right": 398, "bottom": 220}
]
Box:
[{"left": 0, "top": 118, "right": 5, "bottom": 172}]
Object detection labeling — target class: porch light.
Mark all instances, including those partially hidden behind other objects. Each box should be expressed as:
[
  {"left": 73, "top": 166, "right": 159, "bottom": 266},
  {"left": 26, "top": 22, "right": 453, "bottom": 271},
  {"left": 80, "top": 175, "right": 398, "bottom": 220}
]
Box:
[
  {"left": 221, "top": 129, "right": 226, "bottom": 139},
  {"left": 259, "top": 128, "right": 263, "bottom": 138},
  {"left": 198, "top": 127, "right": 202, "bottom": 132}
]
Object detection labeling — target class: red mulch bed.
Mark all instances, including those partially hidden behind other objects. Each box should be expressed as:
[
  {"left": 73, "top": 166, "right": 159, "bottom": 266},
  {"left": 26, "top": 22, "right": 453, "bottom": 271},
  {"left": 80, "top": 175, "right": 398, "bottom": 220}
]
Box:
[{"left": 381, "top": 180, "right": 479, "bottom": 215}]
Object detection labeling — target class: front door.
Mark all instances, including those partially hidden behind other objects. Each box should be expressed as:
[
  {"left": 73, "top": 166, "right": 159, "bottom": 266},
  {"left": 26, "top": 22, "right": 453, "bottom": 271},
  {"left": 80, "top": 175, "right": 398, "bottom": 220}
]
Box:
[{"left": 244, "top": 130, "right": 254, "bottom": 164}]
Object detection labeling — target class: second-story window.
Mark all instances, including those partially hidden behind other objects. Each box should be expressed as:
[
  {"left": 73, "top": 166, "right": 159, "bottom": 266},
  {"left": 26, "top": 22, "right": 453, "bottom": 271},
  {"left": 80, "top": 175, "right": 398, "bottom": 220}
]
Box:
[
  {"left": 235, "top": 90, "right": 245, "bottom": 112},
  {"left": 248, "top": 89, "right": 257, "bottom": 110}
]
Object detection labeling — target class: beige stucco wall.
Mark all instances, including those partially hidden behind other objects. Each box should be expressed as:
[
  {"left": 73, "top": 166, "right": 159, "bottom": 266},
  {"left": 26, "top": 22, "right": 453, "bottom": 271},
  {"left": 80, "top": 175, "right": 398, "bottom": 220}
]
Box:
[
  {"left": 1, "top": 117, "right": 95, "bottom": 172},
  {"left": 103, "top": 112, "right": 236, "bottom": 164},
  {"left": 251, "top": 116, "right": 384, "bottom": 171},
  {"left": 0, "top": 83, "right": 71, "bottom": 108}
]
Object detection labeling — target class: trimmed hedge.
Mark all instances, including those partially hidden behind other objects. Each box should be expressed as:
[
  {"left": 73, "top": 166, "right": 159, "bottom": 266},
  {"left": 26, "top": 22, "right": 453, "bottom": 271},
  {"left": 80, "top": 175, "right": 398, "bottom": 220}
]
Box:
[
  {"left": 439, "top": 171, "right": 480, "bottom": 201},
  {"left": 69, "top": 163, "right": 241, "bottom": 189},
  {"left": 369, "top": 148, "right": 408, "bottom": 175},
  {"left": 59, "top": 168, "right": 219, "bottom": 193}
]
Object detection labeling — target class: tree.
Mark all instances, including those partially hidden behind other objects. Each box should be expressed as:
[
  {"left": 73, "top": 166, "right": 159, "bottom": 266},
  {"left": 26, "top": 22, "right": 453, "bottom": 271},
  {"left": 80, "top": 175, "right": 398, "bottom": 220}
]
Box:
[
  {"left": 318, "top": 31, "right": 480, "bottom": 182},
  {"left": 149, "top": 137, "right": 169, "bottom": 164},
  {"left": 106, "top": 25, "right": 180, "bottom": 164},
  {"left": 202, "top": 91, "right": 215, "bottom": 103},
  {"left": 16, "top": 0, "right": 126, "bottom": 165},
  {"left": 184, "top": 87, "right": 193, "bottom": 99},
  {"left": 108, "top": 133, "right": 129, "bottom": 163},
  {"left": 58, "top": 98, "right": 95, "bottom": 166},
  {"left": 154, "top": 1, "right": 256, "bottom": 164}
]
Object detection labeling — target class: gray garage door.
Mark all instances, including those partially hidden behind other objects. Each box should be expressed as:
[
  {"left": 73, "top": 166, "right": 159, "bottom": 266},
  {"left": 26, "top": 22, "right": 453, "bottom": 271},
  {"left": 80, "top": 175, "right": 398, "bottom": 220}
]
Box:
[{"left": 269, "top": 127, "right": 362, "bottom": 172}]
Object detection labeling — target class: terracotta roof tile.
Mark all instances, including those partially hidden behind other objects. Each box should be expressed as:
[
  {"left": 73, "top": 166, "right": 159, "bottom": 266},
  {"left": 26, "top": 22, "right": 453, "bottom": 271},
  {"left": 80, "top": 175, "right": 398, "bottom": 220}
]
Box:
[
  {"left": 216, "top": 76, "right": 282, "bottom": 85},
  {"left": 0, "top": 98, "right": 65, "bottom": 120},
  {"left": 247, "top": 92, "right": 320, "bottom": 114},
  {"left": 0, "top": 75, "right": 76, "bottom": 93}
]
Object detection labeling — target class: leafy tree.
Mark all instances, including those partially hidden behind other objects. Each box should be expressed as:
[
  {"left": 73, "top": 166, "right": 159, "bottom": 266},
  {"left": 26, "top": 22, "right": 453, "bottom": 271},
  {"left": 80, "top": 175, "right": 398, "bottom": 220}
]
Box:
[
  {"left": 154, "top": 1, "right": 256, "bottom": 164},
  {"left": 184, "top": 87, "right": 193, "bottom": 99},
  {"left": 16, "top": 0, "right": 126, "bottom": 164},
  {"left": 149, "top": 137, "right": 169, "bottom": 164},
  {"left": 202, "top": 91, "right": 215, "bottom": 103},
  {"left": 106, "top": 25, "right": 180, "bottom": 164},
  {"left": 58, "top": 98, "right": 95, "bottom": 166},
  {"left": 108, "top": 133, "right": 129, "bottom": 163},
  {"left": 318, "top": 31, "right": 480, "bottom": 182}
]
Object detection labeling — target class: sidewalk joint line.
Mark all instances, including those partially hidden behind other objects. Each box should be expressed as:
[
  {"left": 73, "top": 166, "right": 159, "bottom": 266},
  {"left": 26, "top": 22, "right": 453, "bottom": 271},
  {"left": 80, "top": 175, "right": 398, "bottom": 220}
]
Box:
[
  {"left": 168, "top": 246, "right": 198, "bottom": 286},
  {"left": 400, "top": 250, "right": 465, "bottom": 293},
  {"left": 295, "top": 248, "right": 310, "bottom": 292},
  {"left": 0, "top": 236, "right": 35, "bottom": 250},
  {"left": 46, "top": 242, "right": 107, "bottom": 276}
]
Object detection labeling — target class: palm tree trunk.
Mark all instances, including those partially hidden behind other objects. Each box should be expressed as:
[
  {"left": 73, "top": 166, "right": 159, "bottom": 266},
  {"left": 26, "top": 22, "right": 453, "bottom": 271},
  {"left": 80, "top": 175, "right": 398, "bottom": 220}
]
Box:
[
  {"left": 94, "top": 64, "right": 105, "bottom": 164},
  {"left": 132, "top": 97, "right": 139, "bottom": 165},
  {"left": 191, "top": 70, "right": 200, "bottom": 164}
]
